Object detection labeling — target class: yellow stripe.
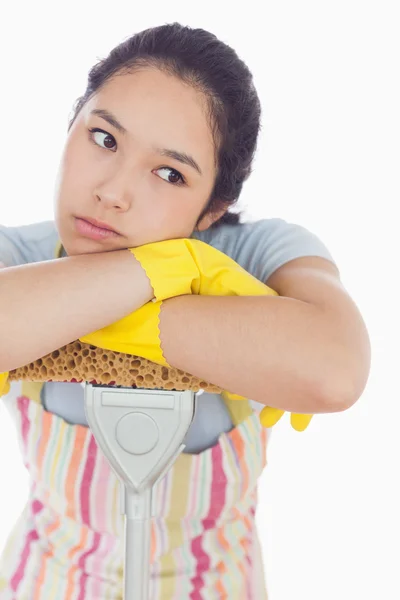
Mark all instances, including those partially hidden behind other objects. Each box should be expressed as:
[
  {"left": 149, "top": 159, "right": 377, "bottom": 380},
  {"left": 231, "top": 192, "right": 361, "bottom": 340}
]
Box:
[
  {"left": 21, "top": 381, "right": 44, "bottom": 405},
  {"left": 158, "top": 552, "right": 177, "bottom": 597},
  {"left": 221, "top": 393, "right": 253, "bottom": 426},
  {"left": 156, "top": 455, "right": 193, "bottom": 595},
  {"left": 49, "top": 417, "right": 67, "bottom": 487},
  {"left": 168, "top": 455, "right": 192, "bottom": 526},
  {"left": 54, "top": 240, "right": 63, "bottom": 259}
]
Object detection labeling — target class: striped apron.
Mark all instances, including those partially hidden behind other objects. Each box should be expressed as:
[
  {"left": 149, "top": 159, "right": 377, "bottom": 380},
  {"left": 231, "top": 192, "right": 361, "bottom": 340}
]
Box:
[{"left": 0, "top": 381, "right": 268, "bottom": 599}]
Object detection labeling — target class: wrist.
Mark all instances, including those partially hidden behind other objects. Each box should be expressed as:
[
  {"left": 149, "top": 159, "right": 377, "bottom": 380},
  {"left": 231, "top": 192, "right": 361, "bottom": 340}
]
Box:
[
  {"left": 120, "top": 250, "right": 155, "bottom": 306},
  {"left": 129, "top": 240, "right": 198, "bottom": 301}
]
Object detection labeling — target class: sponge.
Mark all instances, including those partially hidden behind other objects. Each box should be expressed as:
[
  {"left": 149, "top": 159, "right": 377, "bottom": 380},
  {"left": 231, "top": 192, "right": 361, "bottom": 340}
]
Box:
[{"left": 7, "top": 340, "right": 222, "bottom": 393}]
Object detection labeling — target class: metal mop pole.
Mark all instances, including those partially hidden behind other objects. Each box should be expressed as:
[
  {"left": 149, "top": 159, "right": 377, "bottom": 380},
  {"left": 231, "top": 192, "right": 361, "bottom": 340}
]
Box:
[
  {"left": 84, "top": 384, "right": 197, "bottom": 600},
  {"left": 122, "top": 488, "right": 152, "bottom": 599}
]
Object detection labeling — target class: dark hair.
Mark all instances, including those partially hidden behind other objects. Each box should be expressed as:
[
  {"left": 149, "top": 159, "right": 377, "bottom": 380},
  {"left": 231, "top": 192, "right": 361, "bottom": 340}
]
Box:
[{"left": 70, "top": 23, "right": 261, "bottom": 229}]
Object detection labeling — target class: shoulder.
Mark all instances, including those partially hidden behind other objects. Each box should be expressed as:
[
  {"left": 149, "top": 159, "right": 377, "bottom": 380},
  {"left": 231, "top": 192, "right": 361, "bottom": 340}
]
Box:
[
  {"left": 0, "top": 220, "right": 59, "bottom": 266},
  {"left": 192, "top": 217, "right": 336, "bottom": 282}
]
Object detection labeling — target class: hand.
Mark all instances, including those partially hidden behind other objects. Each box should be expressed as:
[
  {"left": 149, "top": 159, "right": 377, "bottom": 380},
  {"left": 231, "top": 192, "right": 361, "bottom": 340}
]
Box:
[
  {"left": 82, "top": 240, "right": 314, "bottom": 431},
  {"left": 80, "top": 299, "right": 169, "bottom": 366},
  {"left": 82, "top": 304, "right": 313, "bottom": 431},
  {"left": 82, "top": 239, "right": 277, "bottom": 364},
  {"left": 258, "top": 406, "right": 313, "bottom": 432},
  {"left": 222, "top": 392, "right": 313, "bottom": 431},
  {"left": 130, "top": 238, "right": 277, "bottom": 299},
  {"left": 0, "top": 372, "right": 10, "bottom": 397}
]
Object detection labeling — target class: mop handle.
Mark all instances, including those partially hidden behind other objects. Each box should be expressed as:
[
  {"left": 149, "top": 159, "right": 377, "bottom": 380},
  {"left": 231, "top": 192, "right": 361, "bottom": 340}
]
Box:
[
  {"left": 84, "top": 384, "right": 197, "bottom": 600},
  {"left": 123, "top": 488, "right": 152, "bottom": 600}
]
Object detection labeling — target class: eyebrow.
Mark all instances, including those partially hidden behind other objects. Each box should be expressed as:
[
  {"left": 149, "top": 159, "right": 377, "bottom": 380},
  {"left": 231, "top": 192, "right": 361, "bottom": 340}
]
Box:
[
  {"left": 91, "top": 109, "right": 127, "bottom": 134},
  {"left": 157, "top": 149, "right": 202, "bottom": 175},
  {"left": 91, "top": 108, "right": 202, "bottom": 175}
]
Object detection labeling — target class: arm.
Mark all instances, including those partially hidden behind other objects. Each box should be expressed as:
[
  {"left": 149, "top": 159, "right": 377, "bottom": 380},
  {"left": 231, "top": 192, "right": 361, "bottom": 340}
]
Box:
[
  {"left": 158, "top": 257, "right": 371, "bottom": 413},
  {"left": 0, "top": 252, "right": 154, "bottom": 372}
]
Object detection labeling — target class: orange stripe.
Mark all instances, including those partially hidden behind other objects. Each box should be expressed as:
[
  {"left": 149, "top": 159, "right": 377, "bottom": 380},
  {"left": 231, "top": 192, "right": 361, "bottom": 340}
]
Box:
[
  {"left": 232, "top": 507, "right": 252, "bottom": 533},
  {"left": 215, "top": 577, "right": 228, "bottom": 598},
  {"left": 65, "top": 428, "right": 87, "bottom": 520},
  {"left": 36, "top": 411, "right": 53, "bottom": 478},
  {"left": 232, "top": 506, "right": 240, "bottom": 519},
  {"left": 237, "top": 559, "right": 246, "bottom": 579},
  {"left": 243, "top": 515, "right": 252, "bottom": 530},
  {"left": 261, "top": 427, "right": 268, "bottom": 466},
  {"left": 216, "top": 560, "right": 227, "bottom": 575},
  {"left": 217, "top": 526, "right": 230, "bottom": 551},
  {"left": 231, "top": 427, "right": 249, "bottom": 492},
  {"left": 33, "top": 516, "right": 61, "bottom": 600},
  {"left": 65, "top": 528, "right": 89, "bottom": 600},
  {"left": 240, "top": 537, "right": 250, "bottom": 552}
]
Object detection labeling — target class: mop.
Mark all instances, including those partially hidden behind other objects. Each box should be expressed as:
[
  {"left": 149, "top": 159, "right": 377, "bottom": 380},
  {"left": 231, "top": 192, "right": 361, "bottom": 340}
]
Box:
[
  {"left": 1, "top": 237, "right": 313, "bottom": 597},
  {"left": 5, "top": 341, "right": 226, "bottom": 600}
]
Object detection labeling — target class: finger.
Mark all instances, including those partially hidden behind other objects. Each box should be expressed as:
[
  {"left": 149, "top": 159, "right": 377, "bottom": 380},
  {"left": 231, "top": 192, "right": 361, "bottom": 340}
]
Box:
[
  {"left": 290, "top": 413, "right": 313, "bottom": 432},
  {"left": 259, "top": 406, "right": 285, "bottom": 428},
  {"left": 0, "top": 373, "right": 10, "bottom": 397}
]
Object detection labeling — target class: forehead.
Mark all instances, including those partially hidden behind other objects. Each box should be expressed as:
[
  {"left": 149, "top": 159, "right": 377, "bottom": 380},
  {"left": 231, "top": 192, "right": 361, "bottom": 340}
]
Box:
[{"left": 85, "top": 68, "right": 216, "bottom": 174}]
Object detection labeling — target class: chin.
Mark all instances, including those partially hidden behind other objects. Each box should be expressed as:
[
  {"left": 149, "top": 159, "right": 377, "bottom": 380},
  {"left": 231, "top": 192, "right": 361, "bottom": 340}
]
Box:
[{"left": 58, "top": 235, "right": 89, "bottom": 257}]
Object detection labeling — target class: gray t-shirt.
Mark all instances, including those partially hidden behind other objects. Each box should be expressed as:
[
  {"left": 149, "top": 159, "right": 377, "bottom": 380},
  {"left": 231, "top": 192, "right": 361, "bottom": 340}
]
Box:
[{"left": 0, "top": 218, "right": 335, "bottom": 452}]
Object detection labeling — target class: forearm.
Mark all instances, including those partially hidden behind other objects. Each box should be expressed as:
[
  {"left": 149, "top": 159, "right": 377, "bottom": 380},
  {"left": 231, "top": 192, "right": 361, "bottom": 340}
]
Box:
[
  {"left": 0, "top": 251, "right": 153, "bottom": 372},
  {"left": 159, "top": 294, "right": 366, "bottom": 413}
]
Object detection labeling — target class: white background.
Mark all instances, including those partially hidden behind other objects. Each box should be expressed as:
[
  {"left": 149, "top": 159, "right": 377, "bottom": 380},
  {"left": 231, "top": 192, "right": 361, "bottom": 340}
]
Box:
[{"left": 0, "top": 1, "right": 398, "bottom": 599}]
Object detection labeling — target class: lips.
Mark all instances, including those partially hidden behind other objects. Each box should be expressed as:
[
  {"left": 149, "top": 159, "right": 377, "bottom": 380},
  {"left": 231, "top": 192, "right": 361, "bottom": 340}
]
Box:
[
  {"left": 79, "top": 217, "right": 120, "bottom": 235},
  {"left": 74, "top": 217, "right": 121, "bottom": 241}
]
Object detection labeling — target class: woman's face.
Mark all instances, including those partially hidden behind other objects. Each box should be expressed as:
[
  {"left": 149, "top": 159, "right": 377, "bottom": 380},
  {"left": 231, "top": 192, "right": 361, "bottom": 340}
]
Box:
[{"left": 54, "top": 67, "right": 224, "bottom": 256}]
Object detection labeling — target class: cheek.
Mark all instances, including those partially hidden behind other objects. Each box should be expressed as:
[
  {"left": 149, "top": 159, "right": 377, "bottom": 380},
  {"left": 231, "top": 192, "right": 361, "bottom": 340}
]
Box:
[
  {"left": 133, "top": 192, "right": 193, "bottom": 241},
  {"left": 156, "top": 201, "right": 199, "bottom": 237},
  {"left": 66, "top": 138, "right": 86, "bottom": 174},
  {"left": 59, "top": 143, "right": 92, "bottom": 197}
]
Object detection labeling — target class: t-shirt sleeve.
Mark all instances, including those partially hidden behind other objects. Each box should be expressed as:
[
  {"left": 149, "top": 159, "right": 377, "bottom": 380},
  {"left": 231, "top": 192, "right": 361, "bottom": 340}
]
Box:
[
  {"left": 194, "top": 218, "right": 336, "bottom": 283},
  {"left": 0, "top": 221, "right": 59, "bottom": 267}
]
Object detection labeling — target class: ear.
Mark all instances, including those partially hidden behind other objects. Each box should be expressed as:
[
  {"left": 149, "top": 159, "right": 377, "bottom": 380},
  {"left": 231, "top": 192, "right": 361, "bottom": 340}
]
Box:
[{"left": 195, "top": 205, "right": 229, "bottom": 232}]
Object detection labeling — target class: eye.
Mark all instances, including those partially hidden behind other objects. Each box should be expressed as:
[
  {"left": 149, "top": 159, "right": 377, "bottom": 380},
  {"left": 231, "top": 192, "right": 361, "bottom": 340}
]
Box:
[
  {"left": 154, "top": 167, "right": 185, "bottom": 186},
  {"left": 88, "top": 128, "right": 117, "bottom": 151}
]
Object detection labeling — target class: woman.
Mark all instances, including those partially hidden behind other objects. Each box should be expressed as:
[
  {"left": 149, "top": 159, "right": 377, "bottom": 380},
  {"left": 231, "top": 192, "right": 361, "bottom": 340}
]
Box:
[{"left": 0, "top": 22, "right": 370, "bottom": 599}]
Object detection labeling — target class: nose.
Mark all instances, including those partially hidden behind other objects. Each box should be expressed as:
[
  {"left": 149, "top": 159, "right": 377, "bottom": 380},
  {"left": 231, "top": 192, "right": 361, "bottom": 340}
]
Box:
[{"left": 94, "top": 167, "right": 133, "bottom": 211}]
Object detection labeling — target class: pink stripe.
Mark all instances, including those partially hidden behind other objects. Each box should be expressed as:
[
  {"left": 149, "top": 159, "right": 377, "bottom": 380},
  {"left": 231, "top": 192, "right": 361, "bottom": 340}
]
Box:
[
  {"left": 89, "top": 535, "right": 118, "bottom": 598},
  {"left": 10, "top": 499, "right": 44, "bottom": 592},
  {"left": 17, "top": 397, "right": 31, "bottom": 467},
  {"left": 187, "top": 456, "right": 202, "bottom": 516},
  {"left": 246, "top": 552, "right": 253, "bottom": 600},
  {"left": 159, "top": 472, "right": 170, "bottom": 555},
  {"left": 160, "top": 468, "right": 169, "bottom": 512},
  {"left": 190, "top": 444, "right": 227, "bottom": 599},
  {"left": 77, "top": 531, "right": 102, "bottom": 600},
  {"left": 80, "top": 436, "right": 97, "bottom": 526},
  {"left": 75, "top": 436, "right": 99, "bottom": 598},
  {"left": 94, "top": 453, "right": 112, "bottom": 532},
  {"left": 32, "top": 500, "right": 44, "bottom": 515}
]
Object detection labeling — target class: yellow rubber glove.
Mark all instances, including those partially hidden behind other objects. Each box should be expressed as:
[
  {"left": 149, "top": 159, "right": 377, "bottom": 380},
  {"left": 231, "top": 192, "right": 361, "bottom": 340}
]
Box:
[
  {"left": 81, "top": 300, "right": 169, "bottom": 366},
  {"left": 0, "top": 372, "right": 10, "bottom": 397},
  {"left": 81, "top": 239, "right": 314, "bottom": 431},
  {"left": 82, "top": 239, "right": 275, "bottom": 363},
  {"left": 258, "top": 406, "right": 313, "bottom": 432},
  {"left": 130, "top": 238, "right": 273, "bottom": 299},
  {"left": 222, "top": 391, "right": 313, "bottom": 432}
]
